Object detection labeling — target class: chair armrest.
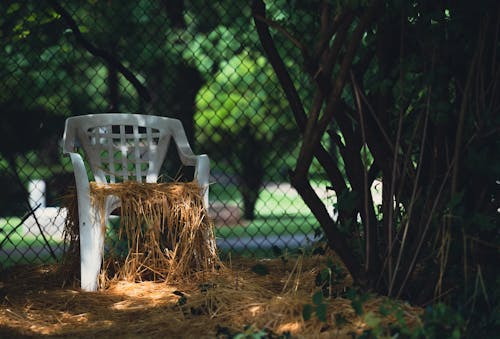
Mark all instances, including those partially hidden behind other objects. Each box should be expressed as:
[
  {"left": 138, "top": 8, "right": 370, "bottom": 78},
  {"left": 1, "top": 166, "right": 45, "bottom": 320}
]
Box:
[
  {"left": 62, "top": 118, "right": 79, "bottom": 154},
  {"left": 175, "top": 142, "right": 210, "bottom": 184},
  {"left": 177, "top": 151, "right": 210, "bottom": 207},
  {"left": 67, "top": 152, "right": 92, "bottom": 221},
  {"left": 171, "top": 120, "right": 198, "bottom": 167},
  {"left": 194, "top": 154, "right": 210, "bottom": 207},
  {"left": 170, "top": 120, "right": 211, "bottom": 206}
]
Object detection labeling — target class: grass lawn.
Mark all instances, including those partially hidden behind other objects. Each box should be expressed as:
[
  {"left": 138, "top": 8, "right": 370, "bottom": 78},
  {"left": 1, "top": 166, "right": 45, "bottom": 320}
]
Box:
[
  {"left": 1, "top": 217, "right": 63, "bottom": 267},
  {"left": 0, "top": 180, "right": 327, "bottom": 264},
  {"left": 0, "top": 217, "right": 62, "bottom": 249},
  {"left": 215, "top": 215, "right": 319, "bottom": 239},
  {"left": 212, "top": 181, "right": 328, "bottom": 240}
]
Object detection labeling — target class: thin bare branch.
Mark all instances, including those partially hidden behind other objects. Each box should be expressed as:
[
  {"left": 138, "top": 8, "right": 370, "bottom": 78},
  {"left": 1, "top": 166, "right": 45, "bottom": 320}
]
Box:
[
  {"left": 290, "top": 172, "right": 365, "bottom": 284},
  {"left": 251, "top": 0, "right": 347, "bottom": 191},
  {"left": 48, "top": 0, "right": 151, "bottom": 102},
  {"left": 396, "top": 158, "right": 455, "bottom": 299},
  {"left": 294, "top": 0, "right": 382, "bottom": 182},
  {"left": 316, "top": 8, "right": 353, "bottom": 65},
  {"left": 253, "top": 14, "right": 306, "bottom": 56},
  {"left": 351, "top": 71, "right": 372, "bottom": 273},
  {"left": 388, "top": 87, "right": 431, "bottom": 296},
  {"left": 252, "top": 0, "right": 357, "bottom": 277}
]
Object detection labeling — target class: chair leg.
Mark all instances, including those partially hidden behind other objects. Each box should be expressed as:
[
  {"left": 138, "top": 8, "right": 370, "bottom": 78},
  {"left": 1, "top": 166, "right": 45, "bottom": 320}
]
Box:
[{"left": 79, "top": 208, "right": 105, "bottom": 292}]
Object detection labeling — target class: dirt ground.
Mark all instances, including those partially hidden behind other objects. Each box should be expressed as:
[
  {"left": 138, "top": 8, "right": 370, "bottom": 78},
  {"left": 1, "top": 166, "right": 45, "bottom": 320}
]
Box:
[{"left": 0, "top": 255, "right": 422, "bottom": 338}]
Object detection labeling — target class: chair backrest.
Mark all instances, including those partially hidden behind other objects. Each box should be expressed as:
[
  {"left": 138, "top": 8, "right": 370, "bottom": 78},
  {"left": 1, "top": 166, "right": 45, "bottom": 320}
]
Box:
[{"left": 63, "top": 113, "right": 188, "bottom": 183}]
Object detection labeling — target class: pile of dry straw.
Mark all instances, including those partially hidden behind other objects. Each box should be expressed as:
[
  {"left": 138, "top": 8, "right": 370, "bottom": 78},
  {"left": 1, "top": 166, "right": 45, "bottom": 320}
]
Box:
[{"left": 64, "top": 180, "right": 220, "bottom": 287}]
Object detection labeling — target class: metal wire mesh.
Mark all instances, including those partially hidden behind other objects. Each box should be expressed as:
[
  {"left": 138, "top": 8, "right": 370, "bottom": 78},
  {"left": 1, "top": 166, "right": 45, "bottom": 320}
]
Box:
[{"left": 0, "top": 0, "right": 329, "bottom": 268}]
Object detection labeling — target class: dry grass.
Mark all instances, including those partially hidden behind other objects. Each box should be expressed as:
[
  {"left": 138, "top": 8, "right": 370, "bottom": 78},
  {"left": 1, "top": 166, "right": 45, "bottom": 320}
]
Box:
[
  {"left": 0, "top": 255, "right": 423, "bottom": 338},
  {"left": 1, "top": 181, "right": 424, "bottom": 337}
]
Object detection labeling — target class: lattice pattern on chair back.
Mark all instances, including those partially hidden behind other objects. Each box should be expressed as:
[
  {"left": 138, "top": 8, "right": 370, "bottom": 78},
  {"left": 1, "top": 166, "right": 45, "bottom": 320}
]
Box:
[
  {"left": 64, "top": 114, "right": 174, "bottom": 184},
  {"left": 85, "top": 124, "right": 165, "bottom": 183}
]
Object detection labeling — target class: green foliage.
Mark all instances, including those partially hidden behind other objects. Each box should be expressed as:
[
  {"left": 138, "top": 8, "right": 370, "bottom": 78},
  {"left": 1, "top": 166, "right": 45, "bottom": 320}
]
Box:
[
  {"left": 346, "top": 288, "right": 369, "bottom": 316},
  {"left": 314, "top": 257, "right": 347, "bottom": 297},
  {"left": 418, "top": 303, "right": 465, "bottom": 339},
  {"left": 258, "top": 4, "right": 499, "bottom": 335},
  {"left": 195, "top": 52, "right": 295, "bottom": 146},
  {"left": 303, "top": 290, "right": 328, "bottom": 322},
  {"left": 361, "top": 312, "right": 383, "bottom": 338},
  {"left": 216, "top": 324, "right": 290, "bottom": 339},
  {"left": 195, "top": 51, "right": 299, "bottom": 218},
  {"left": 173, "top": 290, "right": 187, "bottom": 306}
]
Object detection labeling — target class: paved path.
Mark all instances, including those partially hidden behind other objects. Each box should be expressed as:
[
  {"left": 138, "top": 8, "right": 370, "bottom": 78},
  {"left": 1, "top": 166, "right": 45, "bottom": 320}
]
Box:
[
  {"left": 0, "top": 244, "right": 65, "bottom": 265},
  {"left": 217, "top": 233, "right": 317, "bottom": 251}
]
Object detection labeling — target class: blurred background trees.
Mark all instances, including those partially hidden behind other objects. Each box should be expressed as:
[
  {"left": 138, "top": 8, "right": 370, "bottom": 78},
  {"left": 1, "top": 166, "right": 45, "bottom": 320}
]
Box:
[{"left": 195, "top": 53, "right": 299, "bottom": 219}]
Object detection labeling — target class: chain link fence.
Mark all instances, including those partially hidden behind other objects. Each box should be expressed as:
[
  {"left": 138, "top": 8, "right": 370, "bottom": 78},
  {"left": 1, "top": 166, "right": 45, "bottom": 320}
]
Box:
[{"left": 0, "top": 0, "right": 331, "bottom": 268}]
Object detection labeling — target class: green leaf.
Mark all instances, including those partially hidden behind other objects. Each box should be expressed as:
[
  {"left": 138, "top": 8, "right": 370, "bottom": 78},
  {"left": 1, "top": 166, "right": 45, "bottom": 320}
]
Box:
[
  {"left": 251, "top": 263, "right": 269, "bottom": 276},
  {"left": 364, "top": 312, "right": 381, "bottom": 328},
  {"left": 252, "top": 329, "right": 268, "bottom": 338},
  {"left": 378, "top": 303, "right": 390, "bottom": 317},
  {"left": 451, "top": 327, "right": 461, "bottom": 339},
  {"left": 352, "top": 299, "right": 364, "bottom": 315},
  {"left": 360, "top": 143, "right": 373, "bottom": 168},
  {"left": 78, "top": 25, "right": 89, "bottom": 33},
  {"left": 320, "top": 268, "right": 331, "bottom": 282},
  {"left": 315, "top": 303, "right": 327, "bottom": 322},
  {"left": 326, "top": 257, "right": 335, "bottom": 268},
  {"left": 447, "top": 191, "right": 464, "bottom": 210},
  {"left": 345, "top": 288, "right": 356, "bottom": 300},
  {"left": 26, "top": 13, "right": 37, "bottom": 23},
  {"left": 7, "top": 3, "right": 21, "bottom": 15},
  {"left": 173, "top": 291, "right": 187, "bottom": 306},
  {"left": 18, "top": 29, "right": 30, "bottom": 39},
  {"left": 302, "top": 304, "right": 312, "bottom": 321},
  {"left": 312, "top": 291, "right": 324, "bottom": 305},
  {"left": 335, "top": 313, "right": 347, "bottom": 326}
]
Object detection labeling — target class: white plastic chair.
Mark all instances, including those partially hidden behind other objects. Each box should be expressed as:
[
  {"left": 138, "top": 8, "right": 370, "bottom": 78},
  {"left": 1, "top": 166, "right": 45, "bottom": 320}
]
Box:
[{"left": 62, "top": 113, "right": 210, "bottom": 291}]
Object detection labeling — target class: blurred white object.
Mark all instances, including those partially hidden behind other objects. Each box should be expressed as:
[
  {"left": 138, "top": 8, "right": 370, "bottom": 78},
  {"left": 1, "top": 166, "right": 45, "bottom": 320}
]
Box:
[
  {"left": 24, "top": 179, "right": 65, "bottom": 240},
  {"left": 23, "top": 206, "right": 67, "bottom": 241},
  {"left": 28, "top": 179, "right": 46, "bottom": 209}
]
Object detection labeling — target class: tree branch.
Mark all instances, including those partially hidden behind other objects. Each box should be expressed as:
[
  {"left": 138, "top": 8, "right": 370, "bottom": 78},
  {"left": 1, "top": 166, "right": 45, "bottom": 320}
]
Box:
[
  {"left": 252, "top": 0, "right": 361, "bottom": 279},
  {"left": 251, "top": 0, "right": 347, "bottom": 193},
  {"left": 295, "top": 0, "right": 382, "bottom": 181},
  {"left": 253, "top": 14, "right": 305, "bottom": 53},
  {"left": 290, "top": 172, "right": 365, "bottom": 284},
  {"left": 48, "top": 0, "right": 151, "bottom": 102}
]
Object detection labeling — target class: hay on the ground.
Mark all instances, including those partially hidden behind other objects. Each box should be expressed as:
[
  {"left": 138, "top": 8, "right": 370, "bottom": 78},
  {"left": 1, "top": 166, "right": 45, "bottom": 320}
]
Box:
[
  {"left": 7, "top": 182, "right": 426, "bottom": 337},
  {"left": 0, "top": 256, "right": 423, "bottom": 338}
]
